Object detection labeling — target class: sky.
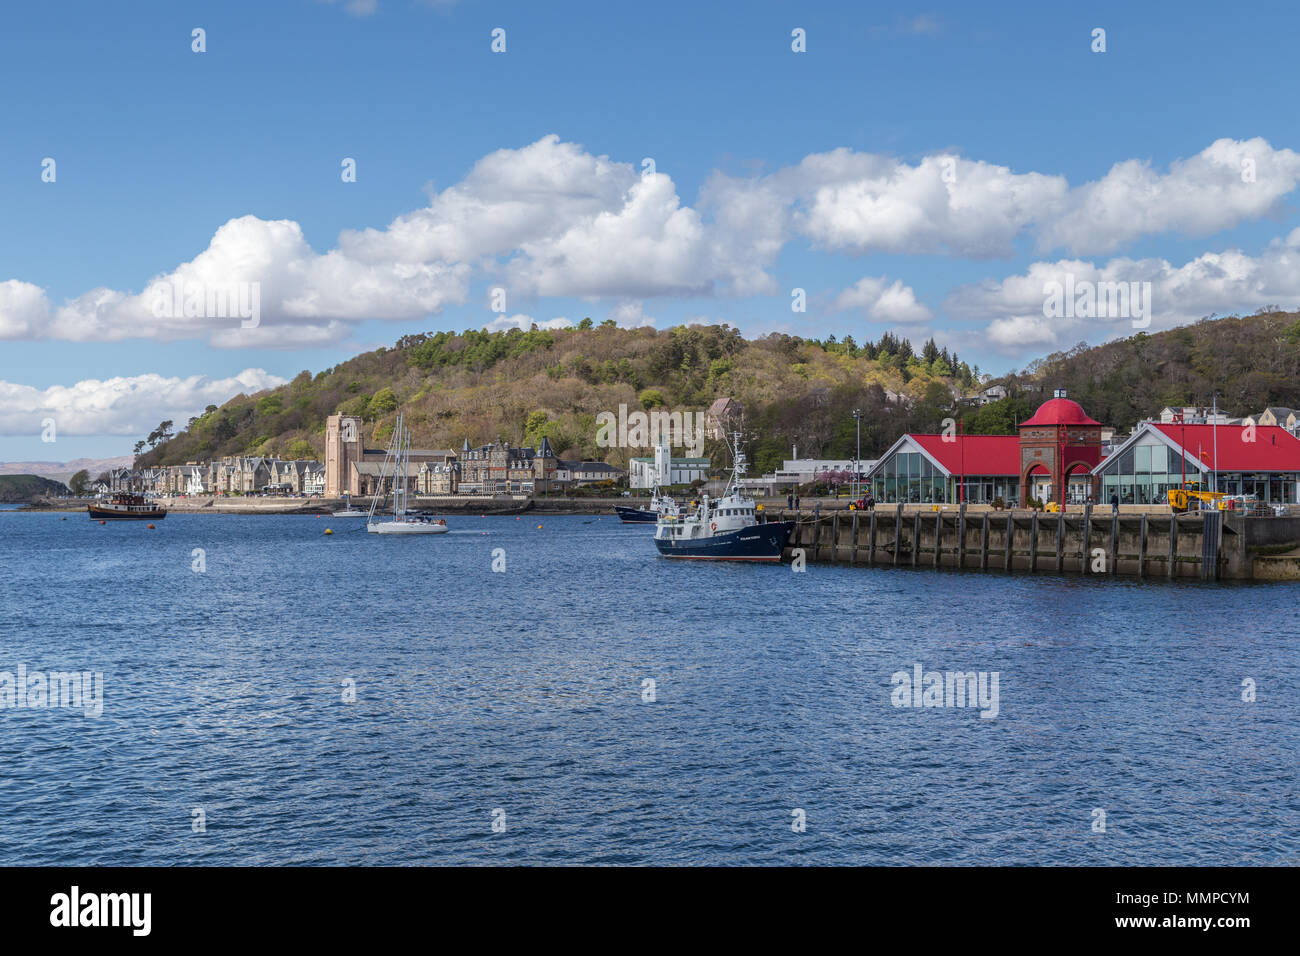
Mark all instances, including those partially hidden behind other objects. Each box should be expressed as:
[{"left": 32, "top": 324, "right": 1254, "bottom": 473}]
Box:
[{"left": 4, "top": 0, "right": 1300, "bottom": 460}]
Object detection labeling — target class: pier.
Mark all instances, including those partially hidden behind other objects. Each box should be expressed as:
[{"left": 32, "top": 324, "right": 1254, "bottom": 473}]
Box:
[{"left": 768, "top": 504, "right": 1300, "bottom": 580}]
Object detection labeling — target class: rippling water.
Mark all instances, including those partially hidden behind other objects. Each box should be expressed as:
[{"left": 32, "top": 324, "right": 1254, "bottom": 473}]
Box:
[{"left": 0, "top": 511, "right": 1296, "bottom": 865}]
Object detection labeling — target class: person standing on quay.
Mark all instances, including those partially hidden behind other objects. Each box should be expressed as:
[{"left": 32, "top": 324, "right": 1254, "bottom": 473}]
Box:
[{"left": 1110, "top": 491, "right": 1119, "bottom": 515}]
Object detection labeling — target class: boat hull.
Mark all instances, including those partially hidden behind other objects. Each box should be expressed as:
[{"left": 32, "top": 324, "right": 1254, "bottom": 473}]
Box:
[
  {"left": 654, "top": 521, "right": 793, "bottom": 561},
  {"left": 366, "top": 521, "right": 449, "bottom": 534},
  {"left": 614, "top": 506, "right": 659, "bottom": 524},
  {"left": 87, "top": 505, "right": 167, "bottom": 521}
]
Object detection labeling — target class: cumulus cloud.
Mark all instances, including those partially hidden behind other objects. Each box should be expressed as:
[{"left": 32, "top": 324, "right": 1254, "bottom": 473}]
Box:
[
  {"left": 4, "top": 136, "right": 1300, "bottom": 348},
  {"left": 1038, "top": 138, "right": 1300, "bottom": 254},
  {"left": 0, "top": 369, "right": 287, "bottom": 437},
  {"left": 946, "top": 228, "right": 1300, "bottom": 353},
  {"left": 606, "top": 301, "right": 657, "bottom": 328},
  {"left": 705, "top": 149, "right": 1067, "bottom": 259},
  {"left": 482, "top": 313, "right": 572, "bottom": 332},
  {"left": 833, "top": 276, "right": 933, "bottom": 323}
]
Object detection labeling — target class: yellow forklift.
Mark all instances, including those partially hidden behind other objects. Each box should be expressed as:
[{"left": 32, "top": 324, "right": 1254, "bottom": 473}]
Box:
[{"left": 1166, "top": 481, "right": 1227, "bottom": 513}]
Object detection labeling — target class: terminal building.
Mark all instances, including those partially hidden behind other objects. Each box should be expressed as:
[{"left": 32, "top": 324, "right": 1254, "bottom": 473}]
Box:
[
  {"left": 1098, "top": 421, "right": 1300, "bottom": 504},
  {"left": 867, "top": 392, "right": 1300, "bottom": 506}
]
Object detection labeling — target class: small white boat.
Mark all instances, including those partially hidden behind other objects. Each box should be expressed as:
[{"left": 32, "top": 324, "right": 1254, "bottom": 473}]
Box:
[
  {"left": 365, "top": 412, "right": 450, "bottom": 535},
  {"left": 332, "top": 496, "right": 369, "bottom": 517}
]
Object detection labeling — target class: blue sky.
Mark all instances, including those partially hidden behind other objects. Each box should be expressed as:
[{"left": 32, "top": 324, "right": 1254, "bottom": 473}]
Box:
[{"left": 4, "top": 0, "right": 1300, "bottom": 460}]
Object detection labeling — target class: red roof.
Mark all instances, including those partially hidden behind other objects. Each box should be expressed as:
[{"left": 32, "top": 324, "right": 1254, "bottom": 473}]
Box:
[
  {"left": 1152, "top": 423, "right": 1300, "bottom": 471},
  {"left": 909, "top": 434, "right": 1021, "bottom": 476},
  {"left": 1020, "top": 397, "right": 1102, "bottom": 427}
]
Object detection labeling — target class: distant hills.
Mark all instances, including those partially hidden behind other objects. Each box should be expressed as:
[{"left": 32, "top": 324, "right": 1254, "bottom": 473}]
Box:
[
  {"left": 0, "top": 474, "right": 70, "bottom": 503},
  {"left": 0, "top": 456, "right": 132, "bottom": 486},
  {"left": 992, "top": 308, "right": 1300, "bottom": 429}
]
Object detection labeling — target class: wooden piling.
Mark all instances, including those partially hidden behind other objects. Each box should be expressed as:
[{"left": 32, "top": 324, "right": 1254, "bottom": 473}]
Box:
[
  {"left": 911, "top": 511, "right": 920, "bottom": 566},
  {"left": 1055, "top": 512, "right": 1065, "bottom": 573},
  {"left": 1109, "top": 512, "right": 1119, "bottom": 575},
  {"left": 849, "top": 512, "right": 858, "bottom": 566},
  {"left": 980, "top": 513, "right": 990, "bottom": 570},
  {"left": 1028, "top": 511, "right": 1038, "bottom": 572},
  {"left": 1167, "top": 514, "right": 1177, "bottom": 579},
  {"left": 1081, "top": 505, "right": 1092, "bottom": 575},
  {"left": 957, "top": 504, "right": 966, "bottom": 570},
  {"left": 831, "top": 512, "right": 840, "bottom": 564},
  {"left": 868, "top": 510, "right": 877, "bottom": 565},
  {"left": 893, "top": 504, "right": 902, "bottom": 565},
  {"left": 1137, "top": 513, "right": 1147, "bottom": 577},
  {"left": 1004, "top": 513, "right": 1014, "bottom": 571},
  {"left": 933, "top": 512, "right": 942, "bottom": 567}
]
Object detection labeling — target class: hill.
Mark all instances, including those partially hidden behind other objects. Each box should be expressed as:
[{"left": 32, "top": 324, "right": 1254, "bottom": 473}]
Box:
[
  {"left": 985, "top": 307, "right": 1300, "bottom": 431},
  {"left": 0, "top": 456, "right": 133, "bottom": 486},
  {"left": 0, "top": 474, "right": 70, "bottom": 503},
  {"left": 137, "top": 323, "right": 977, "bottom": 475}
]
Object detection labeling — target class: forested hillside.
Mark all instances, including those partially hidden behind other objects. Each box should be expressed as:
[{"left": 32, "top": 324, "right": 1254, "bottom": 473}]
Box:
[
  {"left": 138, "top": 322, "right": 976, "bottom": 475},
  {"left": 992, "top": 308, "right": 1300, "bottom": 430}
]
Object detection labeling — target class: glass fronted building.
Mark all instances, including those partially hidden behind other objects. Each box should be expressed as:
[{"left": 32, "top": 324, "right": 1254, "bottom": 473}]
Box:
[
  {"left": 1094, "top": 422, "right": 1300, "bottom": 504},
  {"left": 867, "top": 434, "right": 1021, "bottom": 504}
]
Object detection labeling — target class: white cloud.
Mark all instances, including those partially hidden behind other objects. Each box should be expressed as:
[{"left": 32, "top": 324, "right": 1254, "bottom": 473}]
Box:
[
  {"left": 947, "top": 228, "right": 1300, "bottom": 353},
  {"left": 833, "top": 276, "right": 933, "bottom": 323},
  {"left": 0, "top": 369, "right": 286, "bottom": 437},
  {"left": 1038, "top": 138, "right": 1300, "bottom": 255},
  {"left": 5, "top": 136, "right": 1300, "bottom": 348},
  {"left": 482, "top": 313, "right": 572, "bottom": 332},
  {"left": 606, "top": 301, "right": 656, "bottom": 328}
]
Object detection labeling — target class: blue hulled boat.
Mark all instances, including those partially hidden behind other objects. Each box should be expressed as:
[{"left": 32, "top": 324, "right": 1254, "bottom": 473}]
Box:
[{"left": 653, "top": 433, "right": 793, "bottom": 561}]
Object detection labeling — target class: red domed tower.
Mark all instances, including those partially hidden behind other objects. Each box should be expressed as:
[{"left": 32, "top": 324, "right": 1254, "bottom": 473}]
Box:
[{"left": 1018, "top": 390, "right": 1103, "bottom": 506}]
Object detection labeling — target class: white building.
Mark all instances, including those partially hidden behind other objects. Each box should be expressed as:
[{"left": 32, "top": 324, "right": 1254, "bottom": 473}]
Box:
[{"left": 629, "top": 442, "right": 710, "bottom": 489}]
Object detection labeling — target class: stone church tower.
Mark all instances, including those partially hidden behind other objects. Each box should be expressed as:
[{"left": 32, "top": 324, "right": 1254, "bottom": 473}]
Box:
[{"left": 325, "top": 414, "right": 363, "bottom": 497}]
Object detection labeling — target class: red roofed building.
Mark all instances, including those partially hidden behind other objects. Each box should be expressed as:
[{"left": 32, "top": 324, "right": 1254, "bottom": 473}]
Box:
[
  {"left": 1095, "top": 421, "right": 1300, "bottom": 504},
  {"left": 867, "top": 433, "right": 1022, "bottom": 504},
  {"left": 1018, "top": 392, "right": 1104, "bottom": 506}
]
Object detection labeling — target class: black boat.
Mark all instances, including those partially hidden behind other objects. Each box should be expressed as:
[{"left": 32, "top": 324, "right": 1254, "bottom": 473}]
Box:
[
  {"left": 652, "top": 433, "right": 792, "bottom": 561},
  {"left": 614, "top": 485, "right": 679, "bottom": 524},
  {"left": 654, "top": 515, "right": 794, "bottom": 561},
  {"left": 88, "top": 493, "right": 167, "bottom": 521}
]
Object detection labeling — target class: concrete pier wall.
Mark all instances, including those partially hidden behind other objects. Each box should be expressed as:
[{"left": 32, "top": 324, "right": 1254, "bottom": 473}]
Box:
[{"left": 770, "top": 505, "right": 1300, "bottom": 580}]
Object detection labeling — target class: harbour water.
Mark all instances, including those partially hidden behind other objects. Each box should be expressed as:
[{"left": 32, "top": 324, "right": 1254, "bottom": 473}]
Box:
[{"left": 0, "top": 512, "right": 1296, "bottom": 865}]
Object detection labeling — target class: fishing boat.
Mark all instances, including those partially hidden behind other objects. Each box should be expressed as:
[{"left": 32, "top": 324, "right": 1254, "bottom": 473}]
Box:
[
  {"left": 366, "top": 413, "right": 450, "bottom": 535},
  {"left": 614, "top": 486, "right": 678, "bottom": 523},
  {"left": 87, "top": 492, "right": 167, "bottom": 521},
  {"left": 653, "top": 432, "right": 793, "bottom": 561}
]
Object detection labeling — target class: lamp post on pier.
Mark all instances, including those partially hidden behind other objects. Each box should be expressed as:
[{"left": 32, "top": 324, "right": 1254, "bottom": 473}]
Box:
[{"left": 852, "top": 408, "right": 862, "bottom": 499}]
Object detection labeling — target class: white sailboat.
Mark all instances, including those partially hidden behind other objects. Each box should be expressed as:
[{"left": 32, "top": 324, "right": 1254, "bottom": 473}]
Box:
[{"left": 366, "top": 412, "right": 450, "bottom": 535}]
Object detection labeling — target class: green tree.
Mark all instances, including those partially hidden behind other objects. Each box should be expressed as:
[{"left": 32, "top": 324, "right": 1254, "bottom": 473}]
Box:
[
  {"left": 577, "top": 317, "right": 593, "bottom": 330},
  {"left": 288, "top": 439, "right": 315, "bottom": 460},
  {"left": 69, "top": 470, "right": 90, "bottom": 495},
  {"left": 369, "top": 387, "right": 398, "bottom": 417},
  {"left": 638, "top": 388, "right": 666, "bottom": 410}
]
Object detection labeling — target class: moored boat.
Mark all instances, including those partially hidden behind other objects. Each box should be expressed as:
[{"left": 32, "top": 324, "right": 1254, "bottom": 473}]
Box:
[
  {"left": 88, "top": 493, "right": 167, "bottom": 521},
  {"left": 366, "top": 412, "right": 450, "bottom": 535},
  {"left": 653, "top": 433, "right": 792, "bottom": 561},
  {"left": 614, "top": 486, "right": 678, "bottom": 523}
]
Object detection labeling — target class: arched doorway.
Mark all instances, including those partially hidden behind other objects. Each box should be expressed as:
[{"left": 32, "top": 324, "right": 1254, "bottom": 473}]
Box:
[
  {"left": 1064, "top": 462, "right": 1093, "bottom": 505},
  {"left": 1025, "top": 464, "right": 1051, "bottom": 504}
]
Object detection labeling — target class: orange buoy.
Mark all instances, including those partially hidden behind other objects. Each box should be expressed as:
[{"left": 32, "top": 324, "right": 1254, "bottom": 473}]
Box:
[
  {"left": 147, "top": 524, "right": 155, "bottom": 529},
  {"left": 536, "top": 523, "right": 543, "bottom": 529},
  {"left": 99, "top": 520, "right": 106, "bottom": 525}
]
